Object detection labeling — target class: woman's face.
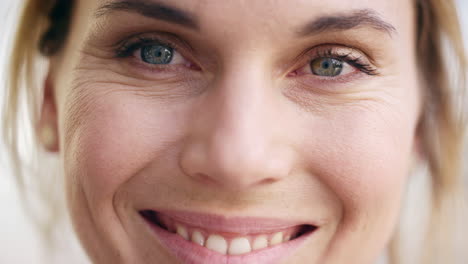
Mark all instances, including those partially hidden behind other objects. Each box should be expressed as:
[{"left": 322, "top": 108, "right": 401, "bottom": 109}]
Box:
[{"left": 43, "top": 0, "right": 420, "bottom": 263}]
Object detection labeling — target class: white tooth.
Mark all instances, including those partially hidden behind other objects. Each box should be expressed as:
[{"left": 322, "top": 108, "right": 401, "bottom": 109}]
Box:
[
  {"left": 176, "top": 225, "right": 189, "bottom": 240},
  {"left": 270, "top": 232, "right": 283, "bottom": 246},
  {"left": 191, "top": 230, "right": 205, "bottom": 246},
  {"left": 283, "top": 235, "right": 291, "bottom": 242},
  {"left": 252, "top": 235, "right": 268, "bottom": 250},
  {"left": 205, "top": 234, "right": 228, "bottom": 254},
  {"left": 228, "top": 237, "right": 252, "bottom": 255}
]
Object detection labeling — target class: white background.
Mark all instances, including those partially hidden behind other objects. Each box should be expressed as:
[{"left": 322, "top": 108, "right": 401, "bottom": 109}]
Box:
[{"left": 1, "top": 1, "right": 467, "bottom": 263}]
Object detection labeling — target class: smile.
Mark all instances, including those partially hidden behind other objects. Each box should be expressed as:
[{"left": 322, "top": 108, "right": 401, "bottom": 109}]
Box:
[{"left": 140, "top": 209, "right": 318, "bottom": 264}]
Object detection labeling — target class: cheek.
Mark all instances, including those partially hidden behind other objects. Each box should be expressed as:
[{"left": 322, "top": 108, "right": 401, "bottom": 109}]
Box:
[
  {"left": 298, "top": 103, "right": 417, "bottom": 235},
  {"left": 62, "top": 90, "right": 187, "bottom": 208}
]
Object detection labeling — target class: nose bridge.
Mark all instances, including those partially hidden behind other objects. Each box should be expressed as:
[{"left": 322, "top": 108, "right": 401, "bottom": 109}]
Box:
[
  {"left": 217, "top": 59, "right": 268, "bottom": 138},
  {"left": 181, "top": 60, "right": 292, "bottom": 189},
  {"left": 212, "top": 65, "right": 271, "bottom": 172}
]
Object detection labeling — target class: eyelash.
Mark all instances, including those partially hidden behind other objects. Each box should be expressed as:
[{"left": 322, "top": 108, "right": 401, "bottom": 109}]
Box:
[
  {"left": 307, "top": 48, "right": 378, "bottom": 76},
  {"left": 115, "top": 36, "right": 178, "bottom": 58},
  {"left": 114, "top": 35, "right": 379, "bottom": 77}
]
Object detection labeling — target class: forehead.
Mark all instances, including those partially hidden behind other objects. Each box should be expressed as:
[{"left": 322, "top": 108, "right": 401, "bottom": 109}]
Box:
[{"left": 91, "top": 0, "right": 413, "bottom": 33}]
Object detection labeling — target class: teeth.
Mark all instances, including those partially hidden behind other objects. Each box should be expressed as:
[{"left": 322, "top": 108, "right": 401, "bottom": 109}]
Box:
[
  {"left": 176, "top": 225, "right": 189, "bottom": 240},
  {"left": 228, "top": 237, "right": 252, "bottom": 255},
  {"left": 205, "top": 235, "right": 228, "bottom": 254},
  {"left": 270, "top": 232, "right": 283, "bottom": 246},
  {"left": 191, "top": 230, "right": 205, "bottom": 246},
  {"left": 252, "top": 235, "right": 268, "bottom": 250},
  {"left": 171, "top": 222, "right": 298, "bottom": 255}
]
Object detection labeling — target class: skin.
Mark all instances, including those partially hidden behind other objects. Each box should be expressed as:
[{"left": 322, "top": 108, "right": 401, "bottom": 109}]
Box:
[{"left": 40, "top": 0, "right": 421, "bottom": 263}]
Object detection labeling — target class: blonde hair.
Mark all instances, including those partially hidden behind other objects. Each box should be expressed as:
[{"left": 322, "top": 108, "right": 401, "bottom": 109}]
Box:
[{"left": 2, "top": 0, "right": 466, "bottom": 263}]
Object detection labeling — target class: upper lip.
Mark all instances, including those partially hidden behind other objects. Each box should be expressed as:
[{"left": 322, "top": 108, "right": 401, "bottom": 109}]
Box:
[{"left": 142, "top": 209, "right": 319, "bottom": 234}]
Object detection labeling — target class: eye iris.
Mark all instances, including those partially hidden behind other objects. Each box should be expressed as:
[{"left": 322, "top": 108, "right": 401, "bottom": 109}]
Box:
[
  {"left": 311, "top": 58, "right": 343, "bottom": 76},
  {"left": 141, "top": 45, "right": 173, "bottom": 64}
]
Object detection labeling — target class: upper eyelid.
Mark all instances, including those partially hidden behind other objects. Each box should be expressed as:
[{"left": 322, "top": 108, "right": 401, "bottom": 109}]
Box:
[
  {"left": 116, "top": 39, "right": 170, "bottom": 58},
  {"left": 114, "top": 32, "right": 193, "bottom": 58},
  {"left": 116, "top": 37, "right": 175, "bottom": 58},
  {"left": 304, "top": 46, "right": 370, "bottom": 64},
  {"left": 299, "top": 46, "right": 379, "bottom": 75}
]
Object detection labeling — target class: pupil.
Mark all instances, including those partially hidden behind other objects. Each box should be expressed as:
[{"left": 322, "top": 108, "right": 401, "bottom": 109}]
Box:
[{"left": 322, "top": 61, "right": 330, "bottom": 69}]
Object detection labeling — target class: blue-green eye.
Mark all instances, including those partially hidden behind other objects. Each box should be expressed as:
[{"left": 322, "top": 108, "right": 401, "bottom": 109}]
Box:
[
  {"left": 140, "top": 44, "right": 174, "bottom": 65},
  {"left": 310, "top": 58, "right": 344, "bottom": 77}
]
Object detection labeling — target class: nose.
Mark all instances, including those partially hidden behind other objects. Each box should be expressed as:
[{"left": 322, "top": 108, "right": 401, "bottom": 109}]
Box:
[{"left": 179, "top": 63, "right": 295, "bottom": 191}]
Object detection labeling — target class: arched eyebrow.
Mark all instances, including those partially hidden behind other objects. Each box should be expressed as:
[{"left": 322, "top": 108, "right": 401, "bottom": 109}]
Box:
[
  {"left": 95, "top": 0, "right": 199, "bottom": 30},
  {"left": 297, "top": 9, "right": 397, "bottom": 37},
  {"left": 95, "top": 1, "right": 395, "bottom": 37}
]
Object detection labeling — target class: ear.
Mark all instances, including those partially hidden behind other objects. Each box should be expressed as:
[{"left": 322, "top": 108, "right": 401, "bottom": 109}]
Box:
[{"left": 37, "top": 72, "right": 60, "bottom": 152}]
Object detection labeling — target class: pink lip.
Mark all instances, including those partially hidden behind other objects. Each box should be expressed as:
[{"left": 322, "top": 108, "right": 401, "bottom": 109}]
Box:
[
  {"left": 157, "top": 209, "right": 318, "bottom": 234},
  {"left": 140, "top": 210, "right": 318, "bottom": 264}
]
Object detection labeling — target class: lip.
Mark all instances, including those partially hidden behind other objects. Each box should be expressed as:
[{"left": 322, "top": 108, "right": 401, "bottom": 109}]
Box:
[{"left": 140, "top": 209, "right": 318, "bottom": 264}]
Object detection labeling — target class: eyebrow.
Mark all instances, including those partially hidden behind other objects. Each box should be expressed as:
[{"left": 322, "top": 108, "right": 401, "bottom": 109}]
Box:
[
  {"left": 95, "top": 2, "right": 394, "bottom": 38},
  {"left": 297, "top": 9, "right": 397, "bottom": 37},
  {"left": 95, "top": 0, "right": 198, "bottom": 30}
]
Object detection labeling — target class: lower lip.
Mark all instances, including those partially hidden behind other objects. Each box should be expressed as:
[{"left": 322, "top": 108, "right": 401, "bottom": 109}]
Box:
[{"left": 143, "top": 217, "right": 314, "bottom": 264}]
